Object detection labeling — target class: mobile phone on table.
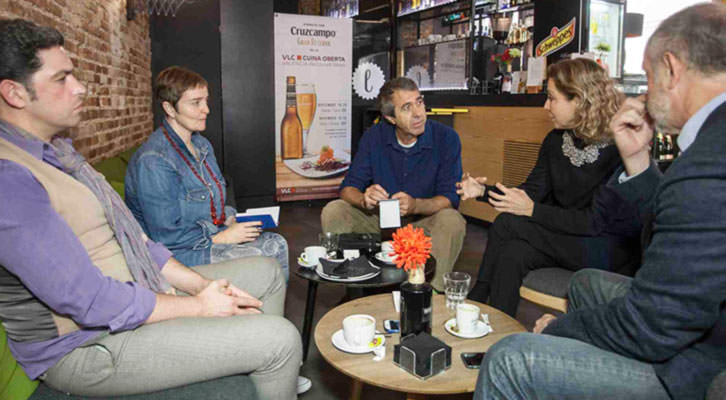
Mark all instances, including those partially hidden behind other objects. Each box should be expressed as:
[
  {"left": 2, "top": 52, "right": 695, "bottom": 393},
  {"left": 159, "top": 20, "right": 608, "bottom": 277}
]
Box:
[
  {"left": 461, "top": 352, "right": 486, "bottom": 369},
  {"left": 383, "top": 319, "right": 400, "bottom": 334}
]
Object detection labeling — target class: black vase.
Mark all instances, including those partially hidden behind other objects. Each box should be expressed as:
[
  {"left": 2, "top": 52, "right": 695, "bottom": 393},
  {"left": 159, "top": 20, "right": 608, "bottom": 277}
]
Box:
[{"left": 400, "top": 281, "right": 433, "bottom": 337}]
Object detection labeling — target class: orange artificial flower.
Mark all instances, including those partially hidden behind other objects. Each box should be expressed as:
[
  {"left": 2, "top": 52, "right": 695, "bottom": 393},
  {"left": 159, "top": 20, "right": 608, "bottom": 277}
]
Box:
[{"left": 391, "top": 224, "right": 432, "bottom": 272}]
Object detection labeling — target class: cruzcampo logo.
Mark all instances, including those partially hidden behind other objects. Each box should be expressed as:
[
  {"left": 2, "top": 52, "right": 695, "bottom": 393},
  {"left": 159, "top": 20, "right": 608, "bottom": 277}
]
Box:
[{"left": 535, "top": 18, "right": 576, "bottom": 57}]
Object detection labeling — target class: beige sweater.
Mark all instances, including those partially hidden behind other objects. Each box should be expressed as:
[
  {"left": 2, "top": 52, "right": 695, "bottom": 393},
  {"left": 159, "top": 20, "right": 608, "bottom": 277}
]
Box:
[{"left": 0, "top": 136, "right": 133, "bottom": 339}]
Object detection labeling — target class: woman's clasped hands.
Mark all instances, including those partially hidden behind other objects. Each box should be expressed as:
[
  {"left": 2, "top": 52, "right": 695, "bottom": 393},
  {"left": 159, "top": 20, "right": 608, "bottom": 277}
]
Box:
[{"left": 456, "top": 172, "right": 534, "bottom": 217}]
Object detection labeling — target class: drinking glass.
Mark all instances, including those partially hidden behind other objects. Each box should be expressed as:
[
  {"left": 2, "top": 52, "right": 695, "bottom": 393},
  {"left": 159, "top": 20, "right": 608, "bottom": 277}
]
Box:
[
  {"left": 296, "top": 83, "right": 316, "bottom": 156},
  {"left": 319, "top": 232, "right": 339, "bottom": 257},
  {"left": 443, "top": 272, "right": 471, "bottom": 315}
]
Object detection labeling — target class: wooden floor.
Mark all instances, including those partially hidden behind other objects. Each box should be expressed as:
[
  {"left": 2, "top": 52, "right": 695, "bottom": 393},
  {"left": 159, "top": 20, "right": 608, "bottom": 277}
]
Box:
[{"left": 277, "top": 200, "right": 551, "bottom": 399}]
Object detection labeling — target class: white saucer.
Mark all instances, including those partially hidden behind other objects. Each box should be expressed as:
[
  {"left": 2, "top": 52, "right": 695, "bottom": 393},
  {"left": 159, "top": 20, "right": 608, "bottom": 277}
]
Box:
[
  {"left": 331, "top": 329, "right": 385, "bottom": 354},
  {"left": 444, "top": 318, "right": 492, "bottom": 339},
  {"left": 374, "top": 251, "right": 397, "bottom": 264},
  {"left": 297, "top": 256, "right": 316, "bottom": 269},
  {"left": 297, "top": 254, "right": 343, "bottom": 269}
]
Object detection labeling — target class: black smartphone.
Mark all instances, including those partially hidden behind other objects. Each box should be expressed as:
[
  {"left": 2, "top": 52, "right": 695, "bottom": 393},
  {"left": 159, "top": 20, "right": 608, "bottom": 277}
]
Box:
[
  {"left": 484, "top": 184, "right": 504, "bottom": 198},
  {"left": 461, "top": 352, "right": 486, "bottom": 369},
  {"left": 383, "top": 319, "right": 400, "bottom": 333}
]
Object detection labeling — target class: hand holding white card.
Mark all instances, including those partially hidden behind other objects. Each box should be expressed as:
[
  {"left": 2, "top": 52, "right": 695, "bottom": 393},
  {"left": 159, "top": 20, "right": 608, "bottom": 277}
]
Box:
[{"left": 379, "top": 199, "right": 401, "bottom": 229}]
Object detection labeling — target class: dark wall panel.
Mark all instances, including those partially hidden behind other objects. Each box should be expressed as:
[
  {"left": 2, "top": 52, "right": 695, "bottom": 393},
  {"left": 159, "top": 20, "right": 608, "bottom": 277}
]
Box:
[
  {"left": 274, "top": 0, "right": 299, "bottom": 13},
  {"left": 220, "top": 0, "right": 276, "bottom": 208},
  {"left": 150, "top": 1, "right": 223, "bottom": 165}
]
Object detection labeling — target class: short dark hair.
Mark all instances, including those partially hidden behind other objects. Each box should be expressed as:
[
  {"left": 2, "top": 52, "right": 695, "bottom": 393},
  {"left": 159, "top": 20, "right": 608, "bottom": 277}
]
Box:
[
  {"left": 647, "top": 3, "right": 726, "bottom": 76},
  {"left": 376, "top": 77, "right": 419, "bottom": 118},
  {"left": 155, "top": 66, "right": 208, "bottom": 111},
  {"left": 0, "top": 19, "right": 64, "bottom": 91}
]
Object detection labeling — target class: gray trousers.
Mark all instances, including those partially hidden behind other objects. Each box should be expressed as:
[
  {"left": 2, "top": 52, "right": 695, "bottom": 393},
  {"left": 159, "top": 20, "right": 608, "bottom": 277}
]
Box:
[
  {"left": 211, "top": 231, "right": 290, "bottom": 282},
  {"left": 42, "top": 256, "right": 302, "bottom": 399},
  {"left": 321, "top": 199, "right": 466, "bottom": 291}
]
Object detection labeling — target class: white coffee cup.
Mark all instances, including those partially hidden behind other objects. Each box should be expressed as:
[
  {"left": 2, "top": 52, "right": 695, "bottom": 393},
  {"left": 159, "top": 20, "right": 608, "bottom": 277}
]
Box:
[
  {"left": 456, "top": 303, "right": 480, "bottom": 334},
  {"left": 342, "top": 314, "right": 376, "bottom": 348},
  {"left": 301, "top": 246, "right": 327, "bottom": 265},
  {"left": 380, "top": 241, "right": 395, "bottom": 261}
]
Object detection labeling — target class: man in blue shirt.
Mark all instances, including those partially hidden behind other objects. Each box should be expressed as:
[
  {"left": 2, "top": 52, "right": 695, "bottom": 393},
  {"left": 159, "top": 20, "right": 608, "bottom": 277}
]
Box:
[{"left": 322, "top": 77, "right": 465, "bottom": 290}]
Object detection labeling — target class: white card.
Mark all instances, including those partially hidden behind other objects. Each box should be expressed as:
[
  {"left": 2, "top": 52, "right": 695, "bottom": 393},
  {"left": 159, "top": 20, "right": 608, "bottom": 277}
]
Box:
[
  {"left": 343, "top": 249, "right": 360, "bottom": 260},
  {"left": 511, "top": 71, "right": 521, "bottom": 94},
  {"left": 526, "top": 56, "right": 546, "bottom": 87},
  {"left": 379, "top": 199, "right": 401, "bottom": 229}
]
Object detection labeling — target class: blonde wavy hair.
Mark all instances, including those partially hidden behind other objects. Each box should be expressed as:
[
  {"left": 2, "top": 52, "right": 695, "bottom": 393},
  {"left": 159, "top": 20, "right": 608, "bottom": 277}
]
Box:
[{"left": 547, "top": 58, "right": 623, "bottom": 143}]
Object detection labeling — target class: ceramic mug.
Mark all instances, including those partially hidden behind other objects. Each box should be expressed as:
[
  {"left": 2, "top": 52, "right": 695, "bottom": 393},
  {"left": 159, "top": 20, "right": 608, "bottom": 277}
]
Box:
[
  {"left": 456, "top": 303, "right": 480, "bottom": 334},
  {"left": 301, "top": 246, "right": 327, "bottom": 265},
  {"left": 342, "top": 314, "right": 376, "bottom": 348},
  {"left": 380, "top": 241, "right": 396, "bottom": 262}
]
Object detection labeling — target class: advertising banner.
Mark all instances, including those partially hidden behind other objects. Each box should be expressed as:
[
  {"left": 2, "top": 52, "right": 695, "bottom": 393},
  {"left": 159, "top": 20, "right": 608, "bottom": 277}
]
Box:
[
  {"left": 534, "top": 0, "right": 581, "bottom": 65},
  {"left": 274, "top": 13, "right": 353, "bottom": 201}
]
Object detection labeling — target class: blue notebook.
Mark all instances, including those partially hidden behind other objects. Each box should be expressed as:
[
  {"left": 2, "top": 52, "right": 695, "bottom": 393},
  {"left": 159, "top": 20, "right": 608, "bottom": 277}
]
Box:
[{"left": 235, "top": 206, "right": 280, "bottom": 229}]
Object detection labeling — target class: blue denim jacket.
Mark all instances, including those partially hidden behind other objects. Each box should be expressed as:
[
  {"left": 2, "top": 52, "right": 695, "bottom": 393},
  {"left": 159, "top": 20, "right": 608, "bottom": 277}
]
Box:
[{"left": 125, "top": 120, "right": 234, "bottom": 266}]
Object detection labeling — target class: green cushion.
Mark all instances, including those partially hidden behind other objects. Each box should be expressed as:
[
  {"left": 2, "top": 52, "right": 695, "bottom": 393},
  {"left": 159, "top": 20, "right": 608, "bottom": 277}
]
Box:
[
  {"left": 92, "top": 145, "right": 139, "bottom": 200},
  {"left": 117, "top": 147, "right": 138, "bottom": 164},
  {"left": 93, "top": 156, "right": 127, "bottom": 184},
  {"left": 109, "top": 180, "right": 125, "bottom": 199},
  {"left": 0, "top": 325, "right": 39, "bottom": 400}
]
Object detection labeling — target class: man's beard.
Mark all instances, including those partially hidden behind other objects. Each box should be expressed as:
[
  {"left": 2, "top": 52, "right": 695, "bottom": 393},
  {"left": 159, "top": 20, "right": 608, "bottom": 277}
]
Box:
[{"left": 647, "top": 86, "right": 679, "bottom": 134}]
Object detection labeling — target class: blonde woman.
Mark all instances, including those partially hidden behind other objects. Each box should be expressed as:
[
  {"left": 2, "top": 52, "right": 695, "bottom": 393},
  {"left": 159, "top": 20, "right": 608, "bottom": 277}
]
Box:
[{"left": 457, "top": 58, "right": 641, "bottom": 316}]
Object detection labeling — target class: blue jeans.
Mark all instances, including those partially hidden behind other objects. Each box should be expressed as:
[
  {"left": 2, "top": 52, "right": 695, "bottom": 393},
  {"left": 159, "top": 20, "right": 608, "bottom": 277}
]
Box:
[{"left": 474, "top": 269, "right": 670, "bottom": 400}]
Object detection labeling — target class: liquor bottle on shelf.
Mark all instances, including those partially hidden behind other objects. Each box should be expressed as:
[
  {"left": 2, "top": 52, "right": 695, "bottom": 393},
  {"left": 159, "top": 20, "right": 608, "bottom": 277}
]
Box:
[
  {"left": 665, "top": 135, "right": 676, "bottom": 160},
  {"left": 655, "top": 132, "right": 665, "bottom": 160},
  {"left": 280, "top": 76, "right": 303, "bottom": 160}
]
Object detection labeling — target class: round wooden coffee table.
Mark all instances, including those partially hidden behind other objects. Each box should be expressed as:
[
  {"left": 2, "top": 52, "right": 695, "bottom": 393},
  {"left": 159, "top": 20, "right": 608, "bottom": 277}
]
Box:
[{"left": 314, "top": 294, "right": 526, "bottom": 399}]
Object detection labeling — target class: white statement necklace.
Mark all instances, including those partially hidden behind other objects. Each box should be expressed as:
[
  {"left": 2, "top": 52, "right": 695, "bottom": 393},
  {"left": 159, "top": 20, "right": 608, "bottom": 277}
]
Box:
[{"left": 561, "top": 131, "right": 610, "bottom": 167}]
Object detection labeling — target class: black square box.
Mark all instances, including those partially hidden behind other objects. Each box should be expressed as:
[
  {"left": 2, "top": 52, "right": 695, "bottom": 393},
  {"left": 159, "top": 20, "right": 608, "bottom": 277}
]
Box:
[{"left": 393, "top": 332, "right": 451, "bottom": 379}]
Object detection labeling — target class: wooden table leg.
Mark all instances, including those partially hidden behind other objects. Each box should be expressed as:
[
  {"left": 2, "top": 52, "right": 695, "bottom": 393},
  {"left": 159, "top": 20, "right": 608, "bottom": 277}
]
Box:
[
  {"left": 405, "top": 393, "right": 426, "bottom": 400},
  {"left": 349, "top": 379, "right": 363, "bottom": 400},
  {"left": 301, "top": 280, "right": 318, "bottom": 362}
]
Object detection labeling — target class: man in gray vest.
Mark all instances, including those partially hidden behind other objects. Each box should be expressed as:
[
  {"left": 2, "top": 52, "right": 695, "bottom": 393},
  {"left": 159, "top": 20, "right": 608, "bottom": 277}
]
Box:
[
  {"left": 0, "top": 19, "right": 303, "bottom": 399},
  {"left": 474, "top": 4, "right": 726, "bottom": 400}
]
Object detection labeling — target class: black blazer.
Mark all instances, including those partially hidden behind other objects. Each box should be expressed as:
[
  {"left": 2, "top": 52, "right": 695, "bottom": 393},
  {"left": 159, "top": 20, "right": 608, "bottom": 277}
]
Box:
[{"left": 544, "top": 101, "right": 726, "bottom": 400}]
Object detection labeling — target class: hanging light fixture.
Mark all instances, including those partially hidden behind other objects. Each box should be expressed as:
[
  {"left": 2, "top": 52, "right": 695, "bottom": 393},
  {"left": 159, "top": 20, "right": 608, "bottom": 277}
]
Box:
[{"left": 126, "top": 0, "right": 191, "bottom": 20}]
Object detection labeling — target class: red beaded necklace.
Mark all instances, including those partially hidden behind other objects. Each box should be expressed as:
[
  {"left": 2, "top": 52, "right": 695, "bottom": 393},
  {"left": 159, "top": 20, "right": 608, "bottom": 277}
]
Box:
[{"left": 162, "top": 125, "right": 226, "bottom": 226}]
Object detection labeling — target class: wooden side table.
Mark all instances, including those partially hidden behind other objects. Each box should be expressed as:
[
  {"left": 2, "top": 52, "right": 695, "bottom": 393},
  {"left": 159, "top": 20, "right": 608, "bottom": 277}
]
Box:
[{"left": 314, "top": 294, "right": 526, "bottom": 399}]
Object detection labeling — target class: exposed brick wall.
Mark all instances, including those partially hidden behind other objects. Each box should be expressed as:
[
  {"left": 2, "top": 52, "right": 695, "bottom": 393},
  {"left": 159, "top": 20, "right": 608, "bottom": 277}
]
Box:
[{"left": 0, "top": 0, "right": 152, "bottom": 163}]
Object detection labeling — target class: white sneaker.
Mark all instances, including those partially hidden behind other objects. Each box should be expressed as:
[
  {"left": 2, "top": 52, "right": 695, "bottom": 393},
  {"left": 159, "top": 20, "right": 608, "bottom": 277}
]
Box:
[{"left": 297, "top": 376, "right": 312, "bottom": 394}]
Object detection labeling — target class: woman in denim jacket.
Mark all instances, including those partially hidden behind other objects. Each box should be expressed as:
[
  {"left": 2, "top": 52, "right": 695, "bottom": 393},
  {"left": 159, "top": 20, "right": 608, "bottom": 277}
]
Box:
[{"left": 124, "top": 66, "right": 289, "bottom": 281}]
